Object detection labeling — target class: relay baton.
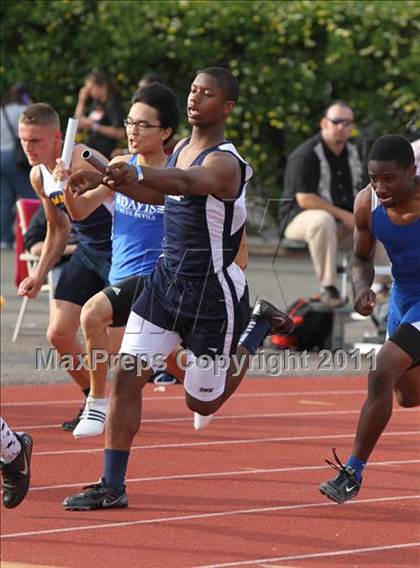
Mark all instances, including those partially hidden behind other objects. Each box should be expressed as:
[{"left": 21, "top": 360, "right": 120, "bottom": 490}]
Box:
[
  {"left": 57, "top": 118, "right": 78, "bottom": 190},
  {"left": 81, "top": 149, "right": 108, "bottom": 174}
]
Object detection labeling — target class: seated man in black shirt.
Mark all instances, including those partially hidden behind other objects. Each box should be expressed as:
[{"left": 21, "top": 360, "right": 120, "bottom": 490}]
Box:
[{"left": 279, "top": 101, "right": 363, "bottom": 307}]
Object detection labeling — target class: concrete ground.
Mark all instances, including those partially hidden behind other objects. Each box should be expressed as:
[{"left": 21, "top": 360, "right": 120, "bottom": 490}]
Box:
[{"left": 0, "top": 242, "right": 379, "bottom": 386}]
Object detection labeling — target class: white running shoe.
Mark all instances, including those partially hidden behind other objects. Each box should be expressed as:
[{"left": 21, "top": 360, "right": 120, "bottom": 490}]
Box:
[
  {"left": 193, "top": 412, "right": 213, "bottom": 431},
  {"left": 73, "top": 397, "right": 108, "bottom": 438}
]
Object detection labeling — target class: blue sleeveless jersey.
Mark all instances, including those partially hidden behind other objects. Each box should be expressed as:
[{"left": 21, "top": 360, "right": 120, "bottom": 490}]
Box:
[
  {"left": 39, "top": 165, "right": 112, "bottom": 253},
  {"left": 163, "top": 140, "right": 253, "bottom": 277},
  {"left": 108, "top": 155, "right": 164, "bottom": 283},
  {"left": 371, "top": 188, "right": 420, "bottom": 297}
]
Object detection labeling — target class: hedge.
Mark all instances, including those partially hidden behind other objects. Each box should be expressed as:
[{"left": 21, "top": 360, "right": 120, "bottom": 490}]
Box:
[{"left": 2, "top": 0, "right": 419, "bottom": 202}]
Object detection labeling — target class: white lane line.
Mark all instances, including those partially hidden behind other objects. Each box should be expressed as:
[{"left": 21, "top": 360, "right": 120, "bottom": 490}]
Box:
[
  {"left": 28, "top": 459, "right": 420, "bottom": 493},
  {"left": 298, "top": 399, "right": 334, "bottom": 405},
  {"left": 0, "top": 389, "right": 367, "bottom": 407},
  {"left": 196, "top": 541, "right": 420, "bottom": 568},
  {"left": 2, "top": 494, "right": 419, "bottom": 540},
  {"left": 33, "top": 429, "right": 420, "bottom": 457},
  {"left": 9, "top": 407, "right": 420, "bottom": 432}
]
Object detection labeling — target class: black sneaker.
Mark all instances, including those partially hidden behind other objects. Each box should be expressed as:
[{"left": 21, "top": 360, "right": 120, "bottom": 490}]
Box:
[
  {"left": 319, "top": 448, "right": 362, "bottom": 504},
  {"left": 63, "top": 478, "right": 128, "bottom": 511},
  {"left": 252, "top": 299, "right": 295, "bottom": 336},
  {"left": 2, "top": 432, "right": 33, "bottom": 509},
  {"left": 153, "top": 372, "right": 179, "bottom": 385},
  {"left": 62, "top": 406, "right": 84, "bottom": 432}
]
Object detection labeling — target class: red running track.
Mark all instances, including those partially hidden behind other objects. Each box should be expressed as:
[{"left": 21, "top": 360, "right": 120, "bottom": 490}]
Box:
[{"left": 1, "top": 376, "right": 419, "bottom": 568}]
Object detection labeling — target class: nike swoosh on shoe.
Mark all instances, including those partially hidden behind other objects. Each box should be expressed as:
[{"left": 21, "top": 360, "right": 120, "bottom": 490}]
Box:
[
  {"left": 101, "top": 496, "right": 123, "bottom": 507},
  {"left": 19, "top": 453, "right": 29, "bottom": 476}
]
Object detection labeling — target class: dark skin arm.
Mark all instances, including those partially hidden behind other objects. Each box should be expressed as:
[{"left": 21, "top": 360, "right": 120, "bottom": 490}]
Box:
[
  {"left": 66, "top": 168, "right": 164, "bottom": 205},
  {"left": 56, "top": 146, "right": 114, "bottom": 219},
  {"left": 67, "top": 141, "right": 242, "bottom": 203},
  {"left": 350, "top": 186, "right": 377, "bottom": 316}
]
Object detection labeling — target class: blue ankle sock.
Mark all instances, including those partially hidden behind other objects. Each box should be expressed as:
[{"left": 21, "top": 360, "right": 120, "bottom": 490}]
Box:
[
  {"left": 103, "top": 449, "right": 130, "bottom": 492},
  {"left": 345, "top": 455, "right": 366, "bottom": 482},
  {"left": 239, "top": 319, "right": 271, "bottom": 355}
]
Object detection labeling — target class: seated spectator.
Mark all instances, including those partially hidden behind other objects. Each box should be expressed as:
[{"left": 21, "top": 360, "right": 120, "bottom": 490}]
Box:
[
  {"left": 279, "top": 100, "right": 363, "bottom": 308},
  {"left": 74, "top": 70, "right": 125, "bottom": 159},
  {"left": 23, "top": 206, "right": 78, "bottom": 287}
]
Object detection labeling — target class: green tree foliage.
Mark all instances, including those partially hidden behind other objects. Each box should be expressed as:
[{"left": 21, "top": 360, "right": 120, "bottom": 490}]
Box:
[{"left": 2, "top": 0, "right": 419, "bottom": 198}]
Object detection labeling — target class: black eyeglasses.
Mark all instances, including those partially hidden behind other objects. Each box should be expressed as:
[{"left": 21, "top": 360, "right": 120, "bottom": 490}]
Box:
[
  {"left": 124, "top": 118, "right": 162, "bottom": 130},
  {"left": 326, "top": 117, "right": 354, "bottom": 127}
]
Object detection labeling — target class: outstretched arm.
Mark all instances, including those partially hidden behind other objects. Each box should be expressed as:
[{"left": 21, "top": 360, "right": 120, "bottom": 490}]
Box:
[
  {"left": 350, "top": 187, "right": 377, "bottom": 316},
  {"left": 59, "top": 146, "right": 113, "bottom": 220},
  {"left": 67, "top": 167, "right": 164, "bottom": 205},
  {"left": 100, "top": 150, "right": 242, "bottom": 200}
]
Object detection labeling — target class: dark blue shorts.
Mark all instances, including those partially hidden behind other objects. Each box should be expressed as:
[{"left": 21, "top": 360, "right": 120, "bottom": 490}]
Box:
[
  {"left": 132, "top": 260, "right": 251, "bottom": 358},
  {"left": 54, "top": 245, "right": 111, "bottom": 306}
]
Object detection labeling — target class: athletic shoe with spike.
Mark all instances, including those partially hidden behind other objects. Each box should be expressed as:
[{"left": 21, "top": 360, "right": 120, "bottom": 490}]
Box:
[
  {"left": 73, "top": 396, "right": 107, "bottom": 439},
  {"left": 1, "top": 432, "right": 33, "bottom": 509},
  {"left": 153, "top": 372, "right": 179, "bottom": 385},
  {"left": 63, "top": 478, "right": 128, "bottom": 511},
  {"left": 319, "top": 448, "right": 362, "bottom": 504},
  {"left": 251, "top": 299, "right": 295, "bottom": 336},
  {"left": 62, "top": 406, "right": 84, "bottom": 432}
]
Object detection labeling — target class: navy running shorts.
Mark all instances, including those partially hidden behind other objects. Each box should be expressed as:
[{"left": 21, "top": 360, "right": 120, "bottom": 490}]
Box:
[
  {"left": 131, "top": 260, "right": 251, "bottom": 358},
  {"left": 54, "top": 245, "right": 111, "bottom": 306}
]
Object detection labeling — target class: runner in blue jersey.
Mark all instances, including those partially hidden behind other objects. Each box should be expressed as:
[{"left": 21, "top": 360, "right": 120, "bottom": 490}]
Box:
[
  {"left": 63, "top": 67, "right": 294, "bottom": 510},
  {"left": 60, "top": 83, "right": 180, "bottom": 438},
  {"left": 320, "top": 134, "right": 420, "bottom": 503},
  {"left": 17, "top": 103, "right": 112, "bottom": 431}
]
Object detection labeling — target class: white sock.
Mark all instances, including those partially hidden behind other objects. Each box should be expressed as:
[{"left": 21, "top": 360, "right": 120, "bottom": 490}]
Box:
[{"left": 193, "top": 413, "right": 213, "bottom": 431}]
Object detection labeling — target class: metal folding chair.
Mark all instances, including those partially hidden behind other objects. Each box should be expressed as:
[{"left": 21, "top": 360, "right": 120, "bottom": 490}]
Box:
[{"left": 12, "top": 198, "right": 54, "bottom": 343}]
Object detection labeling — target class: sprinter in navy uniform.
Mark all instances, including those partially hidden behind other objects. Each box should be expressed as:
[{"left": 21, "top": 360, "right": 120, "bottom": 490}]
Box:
[
  {"left": 63, "top": 67, "right": 294, "bottom": 510},
  {"left": 18, "top": 103, "right": 112, "bottom": 431}
]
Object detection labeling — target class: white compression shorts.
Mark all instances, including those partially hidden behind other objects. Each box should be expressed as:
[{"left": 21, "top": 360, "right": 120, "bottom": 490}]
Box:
[{"left": 120, "top": 312, "right": 228, "bottom": 402}]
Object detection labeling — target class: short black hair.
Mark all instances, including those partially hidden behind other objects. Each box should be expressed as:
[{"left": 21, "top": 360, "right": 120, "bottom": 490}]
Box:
[
  {"left": 324, "top": 100, "right": 353, "bottom": 116},
  {"left": 131, "top": 82, "right": 180, "bottom": 141},
  {"left": 196, "top": 66, "right": 239, "bottom": 102},
  {"left": 368, "top": 134, "right": 415, "bottom": 167}
]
